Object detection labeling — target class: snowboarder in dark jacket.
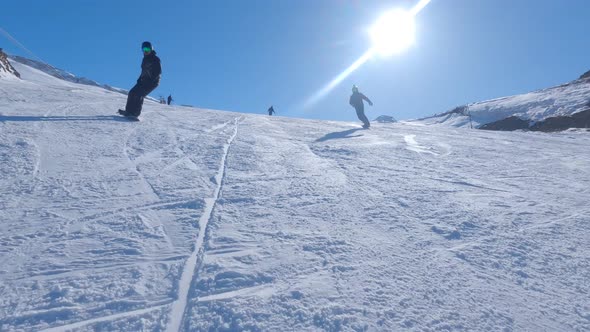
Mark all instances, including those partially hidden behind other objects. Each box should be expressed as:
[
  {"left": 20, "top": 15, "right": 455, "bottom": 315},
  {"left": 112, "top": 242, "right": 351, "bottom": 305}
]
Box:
[
  {"left": 349, "top": 85, "right": 373, "bottom": 128},
  {"left": 268, "top": 106, "right": 275, "bottom": 116},
  {"left": 167, "top": 94, "right": 173, "bottom": 105},
  {"left": 119, "top": 41, "right": 161, "bottom": 118}
]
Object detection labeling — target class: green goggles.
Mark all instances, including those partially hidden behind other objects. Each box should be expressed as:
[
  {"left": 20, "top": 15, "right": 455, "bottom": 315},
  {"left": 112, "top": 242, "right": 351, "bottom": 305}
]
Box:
[{"left": 142, "top": 47, "right": 152, "bottom": 52}]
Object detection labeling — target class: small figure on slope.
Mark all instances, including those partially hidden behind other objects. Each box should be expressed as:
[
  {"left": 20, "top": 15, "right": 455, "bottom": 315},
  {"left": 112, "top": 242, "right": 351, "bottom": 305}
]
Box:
[{"left": 268, "top": 105, "right": 275, "bottom": 116}]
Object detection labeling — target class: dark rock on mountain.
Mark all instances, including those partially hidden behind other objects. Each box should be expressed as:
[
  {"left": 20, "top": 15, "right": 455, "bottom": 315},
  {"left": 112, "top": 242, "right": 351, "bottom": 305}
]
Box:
[
  {"left": 579, "top": 70, "right": 590, "bottom": 80},
  {"left": 480, "top": 116, "right": 530, "bottom": 131},
  {"left": 0, "top": 48, "right": 20, "bottom": 78},
  {"left": 530, "top": 109, "right": 590, "bottom": 132},
  {"left": 374, "top": 115, "right": 397, "bottom": 123}
]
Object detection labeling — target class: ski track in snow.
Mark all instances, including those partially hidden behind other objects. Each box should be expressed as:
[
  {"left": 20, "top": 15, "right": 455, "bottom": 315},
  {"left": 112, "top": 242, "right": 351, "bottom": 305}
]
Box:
[
  {"left": 204, "top": 120, "right": 232, "bottom": 133},
  {"left": 38, "top": 304, "right": 169, "bottom": 332},
  {"left": 404, "top": 134, "right": 439, "bottom": 155},
  {"left": 123, "top": 121, "right": 161, "bottom": 200},
  {"left": 166, "top": 117, "right": 241, "bottom": 332}
]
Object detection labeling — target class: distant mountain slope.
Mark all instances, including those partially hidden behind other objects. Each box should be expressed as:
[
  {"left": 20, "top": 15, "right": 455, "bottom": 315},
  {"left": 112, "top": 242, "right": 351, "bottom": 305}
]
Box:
[
  {"left": 416, "top": 73, "right": 590, "bottom": 131},
  {"left": 9, "top": 55, "right": 127, "bottom": 95}
]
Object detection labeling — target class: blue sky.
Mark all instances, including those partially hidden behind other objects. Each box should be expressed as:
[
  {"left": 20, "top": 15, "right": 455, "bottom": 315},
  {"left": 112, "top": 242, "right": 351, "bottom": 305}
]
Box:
[{"left": 2, "top": 0, "right": 589, "bottom": 122}]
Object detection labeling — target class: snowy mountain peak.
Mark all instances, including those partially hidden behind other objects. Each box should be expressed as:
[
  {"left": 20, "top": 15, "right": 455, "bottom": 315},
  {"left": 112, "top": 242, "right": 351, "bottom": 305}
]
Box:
[{"left": 0, "top": 48, "right": 20, "bottom": 78}]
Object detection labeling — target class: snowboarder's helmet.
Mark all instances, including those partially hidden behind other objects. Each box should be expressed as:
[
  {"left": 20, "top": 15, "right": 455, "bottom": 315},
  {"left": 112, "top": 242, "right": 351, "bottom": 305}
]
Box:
[
  {"left": 141, "top": 41, "right": 153, "bottom": 52},
  {"left": 352, "top": 85, "right": 359, "bottom": 93}
]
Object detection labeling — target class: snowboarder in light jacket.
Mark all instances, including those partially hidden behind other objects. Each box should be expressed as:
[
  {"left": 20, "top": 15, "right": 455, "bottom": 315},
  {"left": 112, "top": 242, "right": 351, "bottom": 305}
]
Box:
[
  {"left": 119, "top": 41, "right": 161, "bottom": 118},
  {"left": 349, "top": 85, "right": 373, "bottom": 128}
]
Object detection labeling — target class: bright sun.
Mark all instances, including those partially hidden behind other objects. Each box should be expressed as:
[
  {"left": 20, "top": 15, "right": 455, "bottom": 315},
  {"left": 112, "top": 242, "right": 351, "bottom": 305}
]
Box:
[{"left": 370, "top": 9, "right": 416, "bottom": 56}]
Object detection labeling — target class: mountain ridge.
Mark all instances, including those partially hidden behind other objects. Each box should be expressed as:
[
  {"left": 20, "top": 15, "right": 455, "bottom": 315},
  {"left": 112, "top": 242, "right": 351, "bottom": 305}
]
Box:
[
  {"left": 8, "top": 54, "right": 128, "bottom": 95},
  {"left": 415, "top": 72, "right": 590, "bottom": 131}
]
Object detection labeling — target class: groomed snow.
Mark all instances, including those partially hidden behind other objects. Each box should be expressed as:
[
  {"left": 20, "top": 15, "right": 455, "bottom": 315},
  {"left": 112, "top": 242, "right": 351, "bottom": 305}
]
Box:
[{"left": 1, "top": 60, "right": 589, "bottom": 331}]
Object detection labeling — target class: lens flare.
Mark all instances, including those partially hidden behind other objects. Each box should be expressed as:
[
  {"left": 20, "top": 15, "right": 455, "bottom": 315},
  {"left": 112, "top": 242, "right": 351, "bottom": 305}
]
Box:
[
  {"left": 370, "top": 9, "right": 415, "bottom": 57},
  {"left": 301, "top": 0, "right": 433, "bottom": 111},
  {"left": 303, "top": 49, "right": 375, "bottom": 110},
  {"left": 411, "top": 0, "right": 432, "bottom": 15}
]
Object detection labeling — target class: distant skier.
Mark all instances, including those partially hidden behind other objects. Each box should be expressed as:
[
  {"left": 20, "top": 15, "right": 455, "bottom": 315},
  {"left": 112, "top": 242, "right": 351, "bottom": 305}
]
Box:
[
  {"left": 118, "top": 41, "right": 161, "bottom": 118},
  {"left": 268, "top": 106, "right": 275, "bottom": 116},
  {"left": 167, "top": 94, "right": 173, "bottom": 105},
  {"left": 349, "top": 85, "right": 373, "bottom": 128}
]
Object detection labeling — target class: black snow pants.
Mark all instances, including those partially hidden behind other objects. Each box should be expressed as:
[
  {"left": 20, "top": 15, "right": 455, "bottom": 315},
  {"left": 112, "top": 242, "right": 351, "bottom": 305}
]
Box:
[
  {"left": 125, "top": 82, "right": 158, "bottom": 116},
  {"left": 355, "top": 106, "right": 370, "bottom": 127}
]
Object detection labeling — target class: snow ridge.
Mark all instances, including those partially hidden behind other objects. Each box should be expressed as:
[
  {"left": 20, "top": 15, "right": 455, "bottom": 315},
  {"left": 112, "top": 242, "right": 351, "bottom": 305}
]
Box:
[
  {"left": 166, "top": 117, "right": 241, "bottom": 332},
  {"left": 39, "top": 304, "right": 169, "bottom": 332},
  {"left": 9, "top": 55, "right": 127, "bottom": 95}
]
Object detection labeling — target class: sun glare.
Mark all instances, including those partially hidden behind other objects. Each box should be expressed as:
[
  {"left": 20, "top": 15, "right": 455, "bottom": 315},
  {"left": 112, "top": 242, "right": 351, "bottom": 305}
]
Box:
[
  {"left": 302, "top": 0, "right": 433, "bottom": 111},
  {"left": 370, "top": 9, "right": 416, "bottom": 57}
]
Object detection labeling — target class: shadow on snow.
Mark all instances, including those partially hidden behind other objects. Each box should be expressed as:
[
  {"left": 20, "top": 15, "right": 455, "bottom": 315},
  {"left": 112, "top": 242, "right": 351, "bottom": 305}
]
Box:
[
  {"left": 315, "top": 128, "right": 364, "bottom": 142},
  {"left": 0, "top": 115, "right": 132, "bottom": 122}
]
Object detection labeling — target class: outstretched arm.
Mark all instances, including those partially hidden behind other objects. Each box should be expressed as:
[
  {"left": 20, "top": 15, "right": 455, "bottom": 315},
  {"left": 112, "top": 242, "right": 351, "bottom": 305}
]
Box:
[{"left": 362, "top": 94, "right": 373, "bottom": 106}]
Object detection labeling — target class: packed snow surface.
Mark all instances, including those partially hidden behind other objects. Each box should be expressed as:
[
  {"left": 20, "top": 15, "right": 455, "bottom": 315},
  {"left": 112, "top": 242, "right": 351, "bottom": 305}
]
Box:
[{"left": 1, "top": 60, "right": 589, "bottom": 331}]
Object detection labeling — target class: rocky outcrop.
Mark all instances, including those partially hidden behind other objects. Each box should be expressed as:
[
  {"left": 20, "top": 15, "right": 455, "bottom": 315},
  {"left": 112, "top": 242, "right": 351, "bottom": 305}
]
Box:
[
  {"left": 480, "top": 110, "right": 590, "bottom": 132},
  {"left": 480, "top": 116, "right": 530, "bottom": 131},
  {"left": 374, "top": 115, "right": 397, "bottom": 123},
  {"left": 530, "top": 109, "right": 590, "bottom": 132},
  {"left": 579, "top": 70, "right": 590, "bottom": 80},
  {"left": 0, "top": 48, "right": 20, "bottom": 78}
]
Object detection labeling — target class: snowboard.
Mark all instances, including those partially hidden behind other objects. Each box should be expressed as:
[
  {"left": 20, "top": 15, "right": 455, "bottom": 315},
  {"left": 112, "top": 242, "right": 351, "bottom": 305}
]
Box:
[{"left": 117, "top": 109, "right": 140, "bottom": 121}]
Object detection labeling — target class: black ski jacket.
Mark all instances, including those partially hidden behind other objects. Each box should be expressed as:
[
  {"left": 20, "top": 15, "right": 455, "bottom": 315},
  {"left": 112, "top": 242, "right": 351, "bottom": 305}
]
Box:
[
  {"left": 349, "top": 92, "right": 372, "bottom": 110},
  {"left": 138, "top": 51, "right": 161, "bottom": 86}
]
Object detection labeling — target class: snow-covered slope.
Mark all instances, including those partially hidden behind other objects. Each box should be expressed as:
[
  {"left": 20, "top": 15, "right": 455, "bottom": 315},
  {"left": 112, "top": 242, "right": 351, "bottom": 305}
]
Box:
[
  {"left": 9, "top": 55, "right": 127, "bottom": 95},
  {"left": 416, "top": 75, "right": 590, "bottom": 130},
  {"left": 1, "top": 60, "right": 589, "bottom": 331}
]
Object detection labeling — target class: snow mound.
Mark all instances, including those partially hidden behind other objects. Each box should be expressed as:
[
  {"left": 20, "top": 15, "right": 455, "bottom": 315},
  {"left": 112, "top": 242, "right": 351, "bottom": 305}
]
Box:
[{"left": 374, "top": 115, "right": 397, "bottom": 123}]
